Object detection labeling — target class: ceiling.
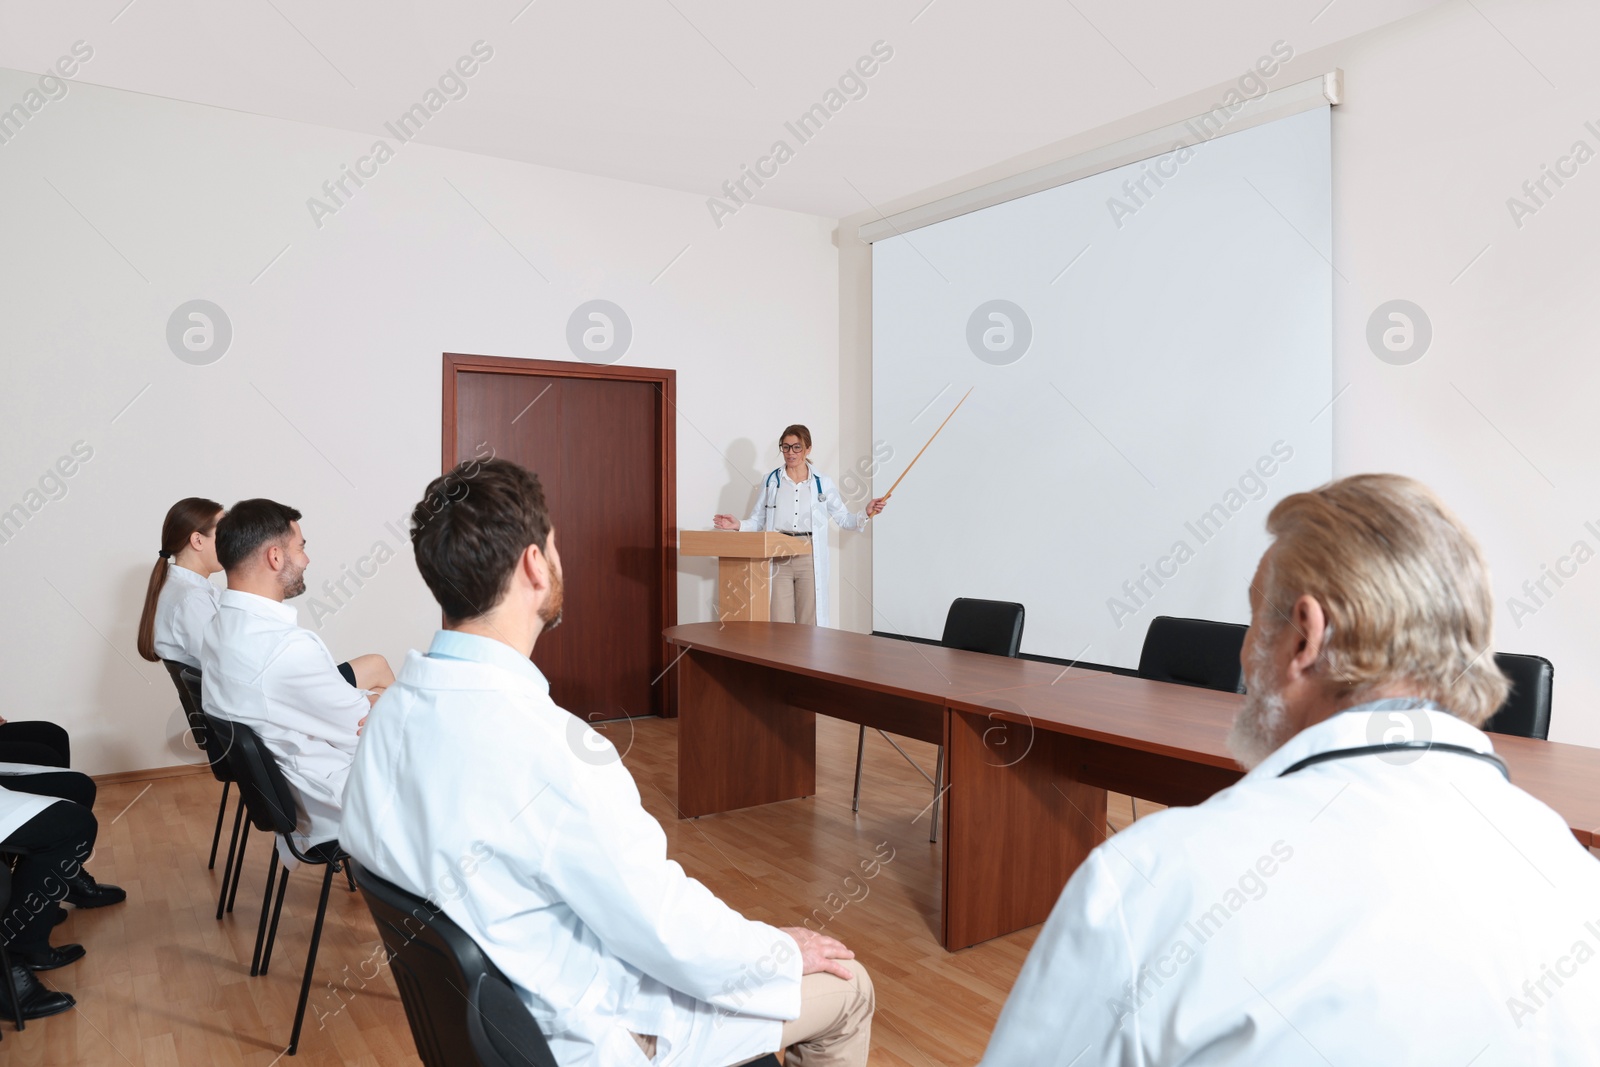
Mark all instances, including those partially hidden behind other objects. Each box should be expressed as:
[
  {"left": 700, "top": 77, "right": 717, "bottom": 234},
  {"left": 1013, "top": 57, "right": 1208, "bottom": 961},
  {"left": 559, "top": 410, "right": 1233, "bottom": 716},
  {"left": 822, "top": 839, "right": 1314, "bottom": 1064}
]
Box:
[{"left": 0, "top": 0, "right": 1444, "bottom": 219}]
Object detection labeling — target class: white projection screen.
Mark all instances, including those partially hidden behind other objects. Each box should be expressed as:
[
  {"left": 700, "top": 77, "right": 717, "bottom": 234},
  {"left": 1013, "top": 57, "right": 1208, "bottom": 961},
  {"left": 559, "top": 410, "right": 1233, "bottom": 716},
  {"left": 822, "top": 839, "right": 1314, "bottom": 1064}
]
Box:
[{"left": 871, "top": 104, "right": 1333, "bottom": 668}]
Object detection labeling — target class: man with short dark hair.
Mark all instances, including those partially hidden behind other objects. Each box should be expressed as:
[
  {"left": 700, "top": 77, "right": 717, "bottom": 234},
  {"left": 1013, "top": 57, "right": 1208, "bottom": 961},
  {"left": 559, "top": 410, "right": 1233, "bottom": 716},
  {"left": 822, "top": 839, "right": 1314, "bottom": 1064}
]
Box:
[
  {"left": 979, "top": 475, "right": 1600, "bottom": 1064},
  {"left": 342, "top": 460, "right": 874, "bottom": 1067},
  {"left": 201, "top": 499, "right": 394, "bottom": 849}
]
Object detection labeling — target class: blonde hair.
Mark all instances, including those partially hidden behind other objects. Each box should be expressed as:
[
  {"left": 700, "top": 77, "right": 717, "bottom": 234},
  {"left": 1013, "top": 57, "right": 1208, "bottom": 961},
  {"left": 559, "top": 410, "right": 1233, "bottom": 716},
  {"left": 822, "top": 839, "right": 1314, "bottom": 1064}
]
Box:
[{"left": 1259, "top": 473, "right": 1508, "bottom": 725}]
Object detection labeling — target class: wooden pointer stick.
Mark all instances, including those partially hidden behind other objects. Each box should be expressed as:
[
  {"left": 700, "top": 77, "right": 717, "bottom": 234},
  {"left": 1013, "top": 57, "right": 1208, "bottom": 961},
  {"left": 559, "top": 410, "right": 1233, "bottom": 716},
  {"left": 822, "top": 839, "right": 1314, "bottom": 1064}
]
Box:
[{"left": 881, "top": 386, "right": 973, "bottom": 501}]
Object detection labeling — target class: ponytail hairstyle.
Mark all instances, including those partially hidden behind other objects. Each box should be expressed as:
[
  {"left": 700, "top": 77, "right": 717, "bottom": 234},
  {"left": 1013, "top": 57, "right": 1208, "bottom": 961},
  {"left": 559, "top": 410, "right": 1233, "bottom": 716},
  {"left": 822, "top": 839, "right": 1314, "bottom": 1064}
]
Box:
[{"left": 137, "top": 497, "right": 223, "bottom": 662}]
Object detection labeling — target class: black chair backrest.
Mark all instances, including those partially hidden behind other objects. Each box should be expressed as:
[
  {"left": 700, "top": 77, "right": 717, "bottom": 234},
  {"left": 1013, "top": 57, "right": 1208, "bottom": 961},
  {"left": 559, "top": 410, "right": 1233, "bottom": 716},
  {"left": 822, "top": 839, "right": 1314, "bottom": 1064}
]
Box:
[
  {"left": 180, "top": 668, "right": 235, "bottom": 786},
  {"left": 1484, "top": 652, "right": 1554, "bottom": 740},
  {"left": 203, "top": 713, "right": 302, "bottom": 838},
  {"left": 940, "top": 598, "right": 1025, "bottom": 658},
  {"left": 354, "top": 864, "right": 559, "bottom": 1067},
  {"left": 162, "top": 661, "right": 208, "bottom": 749},
  {"left": 1137, "top": 616, "right": 1248, "bottom": 694}
]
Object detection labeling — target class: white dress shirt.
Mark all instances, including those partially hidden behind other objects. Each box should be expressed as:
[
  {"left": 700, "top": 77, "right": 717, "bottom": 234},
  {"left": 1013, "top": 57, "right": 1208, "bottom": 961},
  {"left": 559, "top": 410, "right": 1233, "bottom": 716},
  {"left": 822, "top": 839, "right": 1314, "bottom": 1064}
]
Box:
[
  {"left": 341, "top": 631, "right": 802, "bottom": 1067},
  {"left": 774, "top": 466, "right": 816, "bottom": 535},
  {"left": 153, "top": 563, "right": 221, "bottom": 669},
  {"left": 200, "top": 589, "right": 369, "bottom": 847},
  {"left": 980, "top": 701, "right": 1600, "bottom": 1066},
  {"left": 736, "top": 465, "right": 869, "bottom": 627}
]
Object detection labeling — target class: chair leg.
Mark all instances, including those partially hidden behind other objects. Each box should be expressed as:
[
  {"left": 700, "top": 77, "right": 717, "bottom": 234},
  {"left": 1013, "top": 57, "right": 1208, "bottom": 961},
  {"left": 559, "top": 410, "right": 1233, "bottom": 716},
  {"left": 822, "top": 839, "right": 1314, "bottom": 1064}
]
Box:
[
  {"left": 250, "top": 852, "right": 280, "bottom": 977},
  {"left": 261, "top": 862, "right": 291, "bottom": 977},
  {"left": 344, "top": 864, "right": 356, "bottom": 894},
  {"left": 852, "top": 725, "right": 866, "bottom": 814},
  {"left": 0, "top": 939, "right": 23, "bottom": 1031},
  {"left": 215, "top": 795, "right": 246, "bottom": 920},
  {"left": 208, "top": 781, "right": 231, "bottom": 870},
  {"left": 1130, "top": 797, "right": 1139, "bottom": 822},
  {"left": 929, "top": 745, "right": 945, "bottom": 844},
  {"left": 226, "top": 819, "right": 252, "bottom": 914},
  {"left": 287, "top": 863, "right": 338, "bottom": 1055}
]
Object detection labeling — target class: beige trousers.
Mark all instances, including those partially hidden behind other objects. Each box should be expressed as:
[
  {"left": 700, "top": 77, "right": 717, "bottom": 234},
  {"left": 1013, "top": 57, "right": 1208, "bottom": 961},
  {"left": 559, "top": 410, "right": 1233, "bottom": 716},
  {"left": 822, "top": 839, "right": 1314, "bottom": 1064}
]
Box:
[
  {"left": 771, "top": 550, "right": 816, "bottom": 626},
  {"left": 633, "top": 960, "right": 874, "bottom": 1067}
]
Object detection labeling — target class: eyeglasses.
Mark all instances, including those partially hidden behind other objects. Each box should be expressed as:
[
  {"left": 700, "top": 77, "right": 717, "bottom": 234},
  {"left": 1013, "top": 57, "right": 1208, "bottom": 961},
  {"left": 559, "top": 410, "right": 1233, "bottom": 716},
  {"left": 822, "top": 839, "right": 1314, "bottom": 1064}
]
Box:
[{"left": 779, "top": 443, "right": 806, "bottom": 453}]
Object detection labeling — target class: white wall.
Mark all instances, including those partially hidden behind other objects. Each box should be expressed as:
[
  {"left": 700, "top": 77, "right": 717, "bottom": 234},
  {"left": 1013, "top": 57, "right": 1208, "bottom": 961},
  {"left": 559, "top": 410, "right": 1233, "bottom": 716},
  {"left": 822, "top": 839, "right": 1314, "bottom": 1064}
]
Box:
[
  {"left": 839, "top": 0, "right": 1600, "bottom": 748},
  {"left": 0, "top": 67, "right": 838, "bottom": 775},
  {"left": 1319, "top": 0, "right": 1600, "bottom": 747}
]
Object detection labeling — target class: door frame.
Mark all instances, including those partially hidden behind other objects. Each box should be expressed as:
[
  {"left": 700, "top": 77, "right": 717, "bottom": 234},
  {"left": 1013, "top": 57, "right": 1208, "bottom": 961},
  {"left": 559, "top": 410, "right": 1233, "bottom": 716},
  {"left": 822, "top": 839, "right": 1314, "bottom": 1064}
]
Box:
[{"left": 442, "top": 353, "right": 678, "bottom": 718}]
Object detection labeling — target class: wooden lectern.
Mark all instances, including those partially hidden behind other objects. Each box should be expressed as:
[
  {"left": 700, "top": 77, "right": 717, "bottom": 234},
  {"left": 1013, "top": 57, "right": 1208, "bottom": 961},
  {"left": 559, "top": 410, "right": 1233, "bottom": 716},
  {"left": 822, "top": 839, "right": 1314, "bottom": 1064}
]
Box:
[{"left": 680, "top": 531, "right": 813, "bottom": 622}]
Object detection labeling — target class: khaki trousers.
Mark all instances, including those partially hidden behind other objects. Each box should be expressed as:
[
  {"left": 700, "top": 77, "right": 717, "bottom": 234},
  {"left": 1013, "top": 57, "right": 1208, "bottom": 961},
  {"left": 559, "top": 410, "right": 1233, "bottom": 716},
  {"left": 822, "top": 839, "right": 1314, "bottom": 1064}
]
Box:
[
  {"left": 633, "top": 960, "right": 874, "bottom": 1067},
  {"left": 771, "top": 550, "right": 816, "bottom": 626}
]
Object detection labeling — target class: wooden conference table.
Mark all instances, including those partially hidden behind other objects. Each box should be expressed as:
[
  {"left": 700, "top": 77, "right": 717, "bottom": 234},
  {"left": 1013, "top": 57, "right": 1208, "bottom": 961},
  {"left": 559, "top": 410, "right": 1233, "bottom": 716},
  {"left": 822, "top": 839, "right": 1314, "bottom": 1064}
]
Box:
[{"left": 664, "top": 622, "right": 1600, "bottom": 951}]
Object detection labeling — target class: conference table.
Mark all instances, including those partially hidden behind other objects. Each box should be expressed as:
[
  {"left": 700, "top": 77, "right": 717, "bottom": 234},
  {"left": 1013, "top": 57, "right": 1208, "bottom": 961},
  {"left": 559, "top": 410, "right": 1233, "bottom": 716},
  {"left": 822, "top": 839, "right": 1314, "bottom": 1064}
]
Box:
[{"left": 664, "top": 622, "right": 1600, "bottom": 951}]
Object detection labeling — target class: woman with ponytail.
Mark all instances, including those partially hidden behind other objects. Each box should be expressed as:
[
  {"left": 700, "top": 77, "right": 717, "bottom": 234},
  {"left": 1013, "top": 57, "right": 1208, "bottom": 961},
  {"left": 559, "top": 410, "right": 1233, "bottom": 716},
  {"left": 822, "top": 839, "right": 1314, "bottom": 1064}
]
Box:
[{"left": 136, "top": 498, "right": 225, "bottom": 669}]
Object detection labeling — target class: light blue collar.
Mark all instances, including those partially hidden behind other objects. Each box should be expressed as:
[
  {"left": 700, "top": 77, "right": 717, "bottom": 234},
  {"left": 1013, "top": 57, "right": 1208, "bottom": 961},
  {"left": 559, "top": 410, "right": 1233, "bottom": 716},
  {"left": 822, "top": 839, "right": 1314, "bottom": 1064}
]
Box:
[
  {"left": 426, "top": 629, "right": 549, "bottom": 691},
  {"left": 1334, "top": 697, "right": 1445, "bottom": 715}
]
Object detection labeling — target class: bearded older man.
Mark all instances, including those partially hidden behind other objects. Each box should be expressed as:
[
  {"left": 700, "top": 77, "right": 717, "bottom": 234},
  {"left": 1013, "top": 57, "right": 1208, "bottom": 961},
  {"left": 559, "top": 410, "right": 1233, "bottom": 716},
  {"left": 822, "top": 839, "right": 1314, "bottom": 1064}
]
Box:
[{"left": 979, "top": 474, "right": 1600, "bottom": 1066}]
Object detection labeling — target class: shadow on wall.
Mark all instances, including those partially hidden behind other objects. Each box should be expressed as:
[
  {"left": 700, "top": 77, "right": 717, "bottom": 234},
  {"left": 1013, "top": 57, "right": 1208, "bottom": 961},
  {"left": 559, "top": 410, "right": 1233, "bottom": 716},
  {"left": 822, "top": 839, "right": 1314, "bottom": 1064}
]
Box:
[
  {"left": 99, "top": 562, "right": 179, "bottom": 772},
  {"left": 675, "top": 438, "right": 765, "bottom": 623},
  {"left": 718, "top": 438, "right": 764, "bottom": 522}
]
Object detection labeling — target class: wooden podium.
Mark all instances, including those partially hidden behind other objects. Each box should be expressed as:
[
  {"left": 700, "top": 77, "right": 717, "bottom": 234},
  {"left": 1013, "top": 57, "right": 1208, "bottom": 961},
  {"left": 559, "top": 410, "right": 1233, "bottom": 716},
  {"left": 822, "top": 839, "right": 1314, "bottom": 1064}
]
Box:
[{"left": 680, "top": 530, "right": 813, "bottom": 622}]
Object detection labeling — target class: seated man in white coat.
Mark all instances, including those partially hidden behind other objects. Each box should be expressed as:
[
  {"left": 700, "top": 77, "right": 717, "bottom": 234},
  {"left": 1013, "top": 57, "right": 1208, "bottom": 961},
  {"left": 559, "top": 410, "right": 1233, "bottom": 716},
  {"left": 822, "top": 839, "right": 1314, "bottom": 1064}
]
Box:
[
  {"left": 201, "top": 499, "right": 394, "bottom": 849},
  {"left": 341, "top": 459, "right": 874, "bottom": 1067},
  {"left": 980, "top": 474, "right": 1600, "bottom": 1066}
]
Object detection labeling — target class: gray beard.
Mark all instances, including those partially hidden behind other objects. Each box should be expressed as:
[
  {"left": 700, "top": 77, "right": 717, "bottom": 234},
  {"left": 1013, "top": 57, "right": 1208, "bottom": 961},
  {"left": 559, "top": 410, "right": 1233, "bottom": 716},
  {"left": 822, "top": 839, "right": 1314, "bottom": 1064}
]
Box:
[
  {"left": 1227, "top": 687, "right": 1289, "bottom": 770},
  {"left": 1227, "top": 638, "right": 1289, "bottom": 770}
]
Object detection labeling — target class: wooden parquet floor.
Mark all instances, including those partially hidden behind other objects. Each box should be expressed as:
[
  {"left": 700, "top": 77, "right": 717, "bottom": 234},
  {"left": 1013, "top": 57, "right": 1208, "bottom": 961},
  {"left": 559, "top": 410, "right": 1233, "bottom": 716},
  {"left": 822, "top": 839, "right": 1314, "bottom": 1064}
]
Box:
[{"left": 5, "top": 716, "right": 1150, "bottom": 1066}]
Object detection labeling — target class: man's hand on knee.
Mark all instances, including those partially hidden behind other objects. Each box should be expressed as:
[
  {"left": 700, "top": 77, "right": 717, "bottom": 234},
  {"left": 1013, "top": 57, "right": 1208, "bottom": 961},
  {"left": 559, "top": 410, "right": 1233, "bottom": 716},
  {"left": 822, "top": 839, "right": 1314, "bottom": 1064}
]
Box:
[{"left": 778, "top": 926, "right": 856, "bottom": 981}]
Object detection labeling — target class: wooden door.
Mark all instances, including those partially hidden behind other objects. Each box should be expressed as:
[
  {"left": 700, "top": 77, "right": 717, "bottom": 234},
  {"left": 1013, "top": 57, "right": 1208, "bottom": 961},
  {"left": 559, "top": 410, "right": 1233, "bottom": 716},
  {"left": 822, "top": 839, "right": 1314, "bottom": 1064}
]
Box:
[{"left": 444, "top": 355, "right": 676, "bottom": 721}]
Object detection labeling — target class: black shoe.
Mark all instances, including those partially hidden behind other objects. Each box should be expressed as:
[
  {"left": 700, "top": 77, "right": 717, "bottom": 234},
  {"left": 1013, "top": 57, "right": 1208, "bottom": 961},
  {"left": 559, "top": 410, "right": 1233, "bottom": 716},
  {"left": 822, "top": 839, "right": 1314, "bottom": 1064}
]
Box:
[
  {"left": 63, "top": 872, "right": 125, "bottom": 909},
  {"left": 51, "top": 906, "right": 68, "bottom": 927},
  {"left": 16, "top": 943, "right": 85, "bottom": 972},
  {"left": 5, "top": 962, "right": 75, "bottom": 1020}
]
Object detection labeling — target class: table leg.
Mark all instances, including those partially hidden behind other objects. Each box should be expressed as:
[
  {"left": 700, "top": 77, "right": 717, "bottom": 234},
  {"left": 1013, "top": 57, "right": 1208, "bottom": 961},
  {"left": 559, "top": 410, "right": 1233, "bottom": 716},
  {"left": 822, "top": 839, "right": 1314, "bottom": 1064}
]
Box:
[
  {"left": 677, "top": 649, "right": 816, "bottom": 817},
  {"left": 942, "top": 707, "right": 1105, "bottom": 950}
]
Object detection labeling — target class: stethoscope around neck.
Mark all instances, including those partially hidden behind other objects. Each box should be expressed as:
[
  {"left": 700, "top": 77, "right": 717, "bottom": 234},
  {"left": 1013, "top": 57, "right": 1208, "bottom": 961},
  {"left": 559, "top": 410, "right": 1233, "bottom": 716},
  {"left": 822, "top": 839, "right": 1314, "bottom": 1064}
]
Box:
[
  {"left": 764, "top": 467, "right": 824, "bottom": 512},
  {"left": 1278, "top": 741, "right": 1510, "bottom": 780},
  {"left": 1277, "top": 702, "right": 1511, "bottom": 781}
]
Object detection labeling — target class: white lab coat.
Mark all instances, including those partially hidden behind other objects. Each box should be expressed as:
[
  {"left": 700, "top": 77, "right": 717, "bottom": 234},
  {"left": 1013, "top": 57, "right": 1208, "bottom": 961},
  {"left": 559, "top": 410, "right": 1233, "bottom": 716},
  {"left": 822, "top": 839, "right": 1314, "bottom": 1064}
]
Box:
[
  {"left": 152, "top": 563, "right": 221, "bottom": 669},
  {"left": 340, "top": 631, "right": 802, "bottom": 1067},
  {"left": 737, "top": 466, "right": 869, "bottom": 627},
  {"left": 201, "top": 589, "right": 369, "bottom": 848},
  {"left": 0, "top": 783, "right": 61, "bottom": 841},
  {"left": 980, "top": 702, "right": 1600, "bottom": 1066}
]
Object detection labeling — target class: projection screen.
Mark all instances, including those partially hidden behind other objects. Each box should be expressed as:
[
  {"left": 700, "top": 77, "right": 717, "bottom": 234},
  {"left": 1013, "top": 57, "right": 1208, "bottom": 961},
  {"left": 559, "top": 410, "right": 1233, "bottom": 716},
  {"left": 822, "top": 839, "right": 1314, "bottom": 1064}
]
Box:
[{"left": 870, "top": 103, "right": 1334, "bottom": 668}]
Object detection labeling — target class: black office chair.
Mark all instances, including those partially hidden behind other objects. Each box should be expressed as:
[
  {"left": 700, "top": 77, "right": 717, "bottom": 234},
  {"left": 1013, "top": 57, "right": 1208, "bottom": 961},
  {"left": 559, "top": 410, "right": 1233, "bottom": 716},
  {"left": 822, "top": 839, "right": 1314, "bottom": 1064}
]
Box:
[
  {"left": 1136, "top": 616, "right": 1248, "bottom": 694},
  {"left": 200, "top": 708, "right": 295, "bottom": 983},
  {"left": 356, "top": 864, "right": 778, "bottom": 1067},
  {"left": 1129, "top": 616, "right": 1248, "bottom": 821},
  {"left": 854, "top": 598, "right": 1025, "bottom": 843},
  {"left": 164, "top": 663, "right": 236, "bottom": 873},
  {"left": 213, "top": 714, "right": 349, "bottom": 1056},
  {"left": 0, "top": 865, "right": 26, "bottom": 1035},
  {"left": 1483, "top": 652, "right": 1554, "bottom": 740},
  {"left": 185, "top": 672, "right": 256, "bottom": 922},
  {"left": 354, "top": 863, "right": 559, "bottom": 1067}
]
